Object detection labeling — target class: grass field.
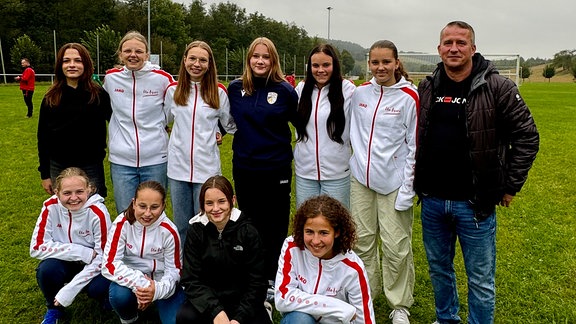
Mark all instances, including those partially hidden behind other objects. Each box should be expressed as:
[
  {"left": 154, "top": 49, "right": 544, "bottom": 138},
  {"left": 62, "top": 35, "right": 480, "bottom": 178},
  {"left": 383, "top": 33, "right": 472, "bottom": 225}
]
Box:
[{"left": 0, "top": 81, "right": 575, "bottom": 323}]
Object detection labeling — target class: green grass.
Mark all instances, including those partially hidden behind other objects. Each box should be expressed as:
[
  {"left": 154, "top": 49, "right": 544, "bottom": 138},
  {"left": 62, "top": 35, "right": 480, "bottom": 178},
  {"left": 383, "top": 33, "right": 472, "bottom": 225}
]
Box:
[{"left": 1, "top": 82, "right": 575, "bottom": 323}]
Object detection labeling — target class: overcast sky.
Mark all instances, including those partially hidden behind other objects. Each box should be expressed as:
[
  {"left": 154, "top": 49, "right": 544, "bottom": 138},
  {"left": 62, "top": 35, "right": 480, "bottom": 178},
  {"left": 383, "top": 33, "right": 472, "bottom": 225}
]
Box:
[{"left": 178, "top": 0, "right": 575, "bottom": 59}]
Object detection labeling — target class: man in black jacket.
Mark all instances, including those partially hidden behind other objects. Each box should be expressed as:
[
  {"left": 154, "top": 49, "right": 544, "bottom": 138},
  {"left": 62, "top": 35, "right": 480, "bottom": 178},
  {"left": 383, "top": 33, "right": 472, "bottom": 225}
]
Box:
[{"left": 415, "top": 21, "right": 539, "bottom": 324}]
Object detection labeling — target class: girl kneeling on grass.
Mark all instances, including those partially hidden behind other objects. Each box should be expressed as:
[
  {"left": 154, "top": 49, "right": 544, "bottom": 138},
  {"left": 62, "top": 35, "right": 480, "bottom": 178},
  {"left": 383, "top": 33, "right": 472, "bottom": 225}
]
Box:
[
  {"left": 30, "top": 167, "right": 112, "bottom": 324},
  {"left": 274, "top": 195, "right": 376, "bottom": 323},
  {"left": 102, "top": 181, "right": 184, "bottom": 324},
  {"left": 177, "top": 175, "right": 272, "bottom": 324}
]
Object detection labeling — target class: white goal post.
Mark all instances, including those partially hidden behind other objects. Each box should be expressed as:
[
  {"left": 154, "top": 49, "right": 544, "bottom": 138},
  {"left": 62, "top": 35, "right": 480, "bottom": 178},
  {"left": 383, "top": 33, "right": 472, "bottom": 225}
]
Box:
[{"left": 365, "top": 53, "right": 521, "bottom": 85}]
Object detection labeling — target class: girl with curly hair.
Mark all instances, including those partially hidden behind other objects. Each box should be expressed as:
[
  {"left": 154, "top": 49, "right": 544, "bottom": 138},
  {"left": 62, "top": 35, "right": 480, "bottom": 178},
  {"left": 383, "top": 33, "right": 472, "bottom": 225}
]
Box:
[{"left": 274, "top": 195, "right": 375, "bottom": 324}]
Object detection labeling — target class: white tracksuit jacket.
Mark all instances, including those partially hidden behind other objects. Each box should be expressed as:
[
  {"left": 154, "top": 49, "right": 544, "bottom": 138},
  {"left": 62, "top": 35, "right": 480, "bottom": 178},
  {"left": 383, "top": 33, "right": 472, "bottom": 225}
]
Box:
[
  {"left": 274, "top": 236, "right": 375, "bottom": 324},
  {"left": 294, "top": 80, "right": 356, "bottom": 180},
  {"left": 349, "top": 77, "right": 418, "bottom": 211},
  {"left": 103, "top": 62, "right": 174, "bottom": 167},
  {"left": 102, "top": 212, "right": 182, "bottom": 301},
  {"left": 30, "top": 194, "right": 111, "bottom": 307},
  {"left": 165, "top": 81, "right": 236, "bottom": 183}
]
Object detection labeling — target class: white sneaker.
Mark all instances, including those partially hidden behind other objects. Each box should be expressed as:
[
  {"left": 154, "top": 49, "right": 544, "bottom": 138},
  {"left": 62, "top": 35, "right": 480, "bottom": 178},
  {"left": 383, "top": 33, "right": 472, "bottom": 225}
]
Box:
[
  {"left": 389, "top": 308, "right": 410, "bottom": 324},
  {"left": 264, "top": 301, "right": 273, "bottom": 321}
]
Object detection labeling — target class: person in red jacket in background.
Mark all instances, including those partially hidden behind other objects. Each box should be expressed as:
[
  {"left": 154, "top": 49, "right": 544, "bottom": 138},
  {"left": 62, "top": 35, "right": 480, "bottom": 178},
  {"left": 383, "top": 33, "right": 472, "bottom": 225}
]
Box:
[
  {"left": 15, "top": 58, "right": 36, "bottom": 118},
  {"left": 286, "top": 71, "right": 296, "bottom": 87}
]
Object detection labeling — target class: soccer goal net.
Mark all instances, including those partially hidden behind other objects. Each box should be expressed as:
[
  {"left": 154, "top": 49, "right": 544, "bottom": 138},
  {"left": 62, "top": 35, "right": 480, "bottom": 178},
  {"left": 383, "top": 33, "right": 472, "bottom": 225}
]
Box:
[{"left": 365, "top": 53, "right": 521, "bottom": 85}]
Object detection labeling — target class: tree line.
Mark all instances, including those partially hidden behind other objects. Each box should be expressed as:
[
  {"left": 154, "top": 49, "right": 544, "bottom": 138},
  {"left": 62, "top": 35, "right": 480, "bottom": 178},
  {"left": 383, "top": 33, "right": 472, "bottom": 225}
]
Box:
[
  {"left": 2, "top": 0, "right": 357, "bottom": 78},
  {"left": 3, "top": 0, "right": 574, "bottom": 81},
  {"left": 521, "top": 50, "right": 576, "bottom": 82}
]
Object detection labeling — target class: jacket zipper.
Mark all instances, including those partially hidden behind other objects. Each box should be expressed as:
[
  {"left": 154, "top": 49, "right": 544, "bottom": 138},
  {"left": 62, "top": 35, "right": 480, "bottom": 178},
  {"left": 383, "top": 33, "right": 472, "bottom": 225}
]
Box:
[{"left": 140, "top": 227, "right": 146, "bottom": 258}]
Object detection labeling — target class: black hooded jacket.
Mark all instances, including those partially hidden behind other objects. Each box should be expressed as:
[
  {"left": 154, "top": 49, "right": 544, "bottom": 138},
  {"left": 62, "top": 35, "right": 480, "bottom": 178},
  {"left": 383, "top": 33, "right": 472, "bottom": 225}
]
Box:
[
  {"left": 415, "top": 53, "right": 539, "bottom": 218},
  {"left": 180, "top": 208, "right": 267, "bottom": 323}
]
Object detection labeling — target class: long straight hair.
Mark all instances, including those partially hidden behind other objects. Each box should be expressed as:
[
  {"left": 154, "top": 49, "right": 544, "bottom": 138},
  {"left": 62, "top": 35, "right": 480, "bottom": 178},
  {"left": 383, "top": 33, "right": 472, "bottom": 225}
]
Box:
[
  {"left": 174, "top": 41, "right": 220, "bottom": 109},
  {"left": 241, "top": 37, "right": 286, "bottom": 95},
  {"left": 44, "top": 43, "right": 100, "bottom": 107},
  {"left": 296, "top": 43, "right": 345, "bottom": 144}
]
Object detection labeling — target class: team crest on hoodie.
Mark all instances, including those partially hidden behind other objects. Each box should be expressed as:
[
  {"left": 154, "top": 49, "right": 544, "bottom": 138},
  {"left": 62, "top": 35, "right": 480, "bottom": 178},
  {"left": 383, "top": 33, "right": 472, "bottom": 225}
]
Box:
[{"left": 267, "top": 92, "right": 278, "bottom": 104}]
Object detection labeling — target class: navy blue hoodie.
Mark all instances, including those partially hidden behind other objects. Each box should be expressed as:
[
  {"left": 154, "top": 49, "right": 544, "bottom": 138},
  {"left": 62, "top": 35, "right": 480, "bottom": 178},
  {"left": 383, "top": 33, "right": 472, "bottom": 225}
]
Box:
[{"left": 228, "top": 77, "right": 298, "bottom": 170}]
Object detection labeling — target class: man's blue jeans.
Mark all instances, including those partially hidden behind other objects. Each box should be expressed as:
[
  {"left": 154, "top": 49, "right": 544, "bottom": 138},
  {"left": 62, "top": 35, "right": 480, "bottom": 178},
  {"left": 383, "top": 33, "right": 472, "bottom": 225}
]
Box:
[
  {"left": 168, "top": 178, "right": 202, "bottom": 243},
  {"left": 421, "top": 197, "right": 496, "bottom": 324},
  {"left": 110, "top": 162, "right": 168, "bottom": 214},
  {"left": 109, "top": 282, "right": 185, "bottom": 324}
]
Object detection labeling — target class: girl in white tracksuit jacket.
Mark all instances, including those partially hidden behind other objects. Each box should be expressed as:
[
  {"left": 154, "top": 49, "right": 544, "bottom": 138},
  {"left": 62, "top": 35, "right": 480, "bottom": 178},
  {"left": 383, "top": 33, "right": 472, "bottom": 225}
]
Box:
[
  {"left": 293, "top": 43, "right": 356, "bottom": 210},
  {"left": 102, "top": 181, "right": 184, "bottom": 324},
  {"left": 164, "top": 41, "right": 236, "bottom": 243},
  {"left": 30, "top": 167, "right": 111, "bottom": 322},
  {"left": 274, "top": 195, "right": 375, "bottom": 324},
  {"left": 348, "top": 40, "right": 418, "bottom": 321},
  {"left": 103, "top": 31, "right": 175, "bottom": 214}
]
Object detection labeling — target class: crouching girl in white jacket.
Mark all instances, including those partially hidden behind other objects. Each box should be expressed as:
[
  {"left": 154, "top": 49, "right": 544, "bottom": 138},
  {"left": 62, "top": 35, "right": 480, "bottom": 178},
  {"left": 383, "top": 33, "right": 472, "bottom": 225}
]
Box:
[
  {"left": 102, "top": 180, "right": 184, "bottom": 324},
  {"left": 30, "top": 167, "right": 112, "bottom": 324},
  {"left": 274, "top": 195, "right": 375, "bottom": 324}
]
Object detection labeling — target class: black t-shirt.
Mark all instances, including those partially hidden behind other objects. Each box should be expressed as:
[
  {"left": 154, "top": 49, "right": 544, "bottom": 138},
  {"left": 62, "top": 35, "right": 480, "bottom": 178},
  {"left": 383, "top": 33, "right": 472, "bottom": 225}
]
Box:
[{"left": 420, "top": 74, "right": 474, "bottom": 200}]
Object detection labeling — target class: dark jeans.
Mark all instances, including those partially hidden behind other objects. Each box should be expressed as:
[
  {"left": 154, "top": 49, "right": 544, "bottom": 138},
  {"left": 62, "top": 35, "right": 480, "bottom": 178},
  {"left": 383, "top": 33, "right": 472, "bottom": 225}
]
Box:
[
  {"left": 109, "top": 282, "right": 185, "bottom": 324},
  {"left": 36, "top": 258, "right": 110, "bottom": 309},
  {"left": 233, "top": 165, "right": 292, "bottom": 281},
  {"left": 22, "top": 89, "right": 34, "bottom": 116},
  {"left": 50, "top": 160, "right": 108, "bottom": 198}
]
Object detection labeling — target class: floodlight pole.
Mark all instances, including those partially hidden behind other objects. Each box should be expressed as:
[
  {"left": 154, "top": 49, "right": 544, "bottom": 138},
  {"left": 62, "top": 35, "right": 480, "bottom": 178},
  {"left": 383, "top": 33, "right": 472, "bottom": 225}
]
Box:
[
  {"left": 327, "top": 7, "right": 333, "bottom": 40},
  {"left": 147, "top": 0, "right": 151, "bottom": 45},
  {"left": 0, "top": 38, "right": 6, "bottom": 84}
]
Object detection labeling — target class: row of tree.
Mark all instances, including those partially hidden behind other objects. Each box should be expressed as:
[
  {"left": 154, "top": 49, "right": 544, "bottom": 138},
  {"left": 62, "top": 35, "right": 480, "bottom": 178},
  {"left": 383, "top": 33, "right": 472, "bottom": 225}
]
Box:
[
  {"left": 521, "top": 50, "right": 576, "bottom": 82},
  {"left": 2, "top": 0, "right": 360, "bottom": 78},
  {"left": 3, "top": 0, "right": 574, "bottom": 81}
]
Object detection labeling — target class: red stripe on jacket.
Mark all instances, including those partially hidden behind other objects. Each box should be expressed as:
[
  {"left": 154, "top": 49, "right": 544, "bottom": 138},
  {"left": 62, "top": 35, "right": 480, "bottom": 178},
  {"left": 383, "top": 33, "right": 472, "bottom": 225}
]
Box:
[
  {"left": 160, "top": 222, "right": 182, "bottom": 272},
  {"left": 89, "top": 205, "right": 109, "bottom": 251},
  {"left": 33, "top": 197, "right": 59, "bottom": 250},
  {"left": 105, "top": 218, "right": 128, "bottom": 275},
  {"left": 279, "top": 241, "right": 298, "bottom": 298},
  {"left": 342, "top": 258, "right": 373, "bottom": 324},
  {"left": 401, "top": 86, "right": 420, "bottom": 146}
]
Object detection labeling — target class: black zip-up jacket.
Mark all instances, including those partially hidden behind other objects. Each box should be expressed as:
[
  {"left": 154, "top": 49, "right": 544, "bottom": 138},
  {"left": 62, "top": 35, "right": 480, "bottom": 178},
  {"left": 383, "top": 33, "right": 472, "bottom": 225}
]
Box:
[
  {"left": 180, "top": 208, "right": 267, "bottom": 322},
  {"left": 415, "top": 53, "right": 539, "bottom": 218},
  {"left": 37, "top": 84, "right": 111, "bottom": 179}
]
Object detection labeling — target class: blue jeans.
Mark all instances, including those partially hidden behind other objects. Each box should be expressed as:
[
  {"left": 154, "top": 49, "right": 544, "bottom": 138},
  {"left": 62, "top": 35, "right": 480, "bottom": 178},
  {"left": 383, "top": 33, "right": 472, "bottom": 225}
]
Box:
[
  {"left": 421, "top": 197, "right": 496, "bottom": 324},
  {"left": 169, "top": 178, "right": 202, "bottom": 243},
  {"left": 110, "top": 162, "right": 168, "bottom": 214},
  {"left": 281, "top": 311, "right": 317, "bottom": 324},
  {"left": 109, "top": 282, "right": 185, "bottom": 324},
  {"left": 295, "top": 175, "right": 350, "bottom": 210},
  {"left": 36, "top": 258, "right": 110, "bottom": 309}
]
